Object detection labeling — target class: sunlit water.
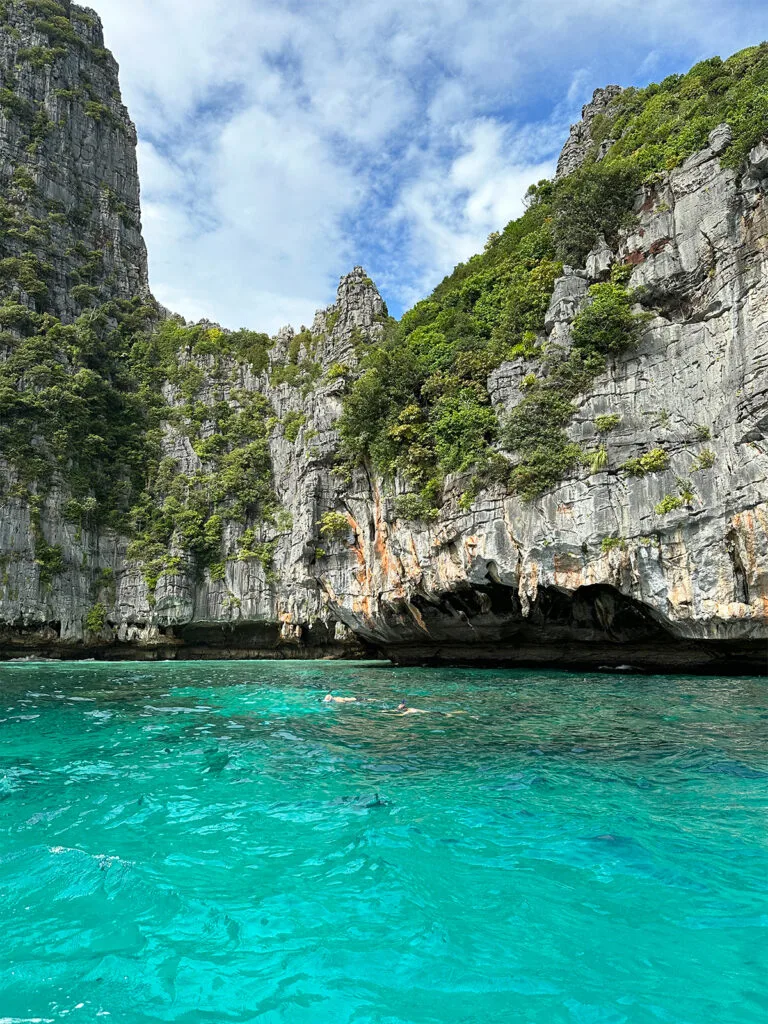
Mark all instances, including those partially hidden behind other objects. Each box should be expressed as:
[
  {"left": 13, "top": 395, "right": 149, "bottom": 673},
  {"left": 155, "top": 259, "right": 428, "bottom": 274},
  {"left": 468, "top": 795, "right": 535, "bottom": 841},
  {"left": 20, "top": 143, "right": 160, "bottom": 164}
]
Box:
[{"left": 0, "top": 661, "right": 767, "bottom": 1023}]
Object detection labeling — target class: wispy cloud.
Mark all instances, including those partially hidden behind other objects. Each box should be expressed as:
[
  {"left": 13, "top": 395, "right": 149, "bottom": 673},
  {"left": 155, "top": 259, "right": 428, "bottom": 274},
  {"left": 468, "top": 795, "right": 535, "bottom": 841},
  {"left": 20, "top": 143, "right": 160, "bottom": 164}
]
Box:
[{"left": 93, "top": 0, "right": 765, "bottom": 331}]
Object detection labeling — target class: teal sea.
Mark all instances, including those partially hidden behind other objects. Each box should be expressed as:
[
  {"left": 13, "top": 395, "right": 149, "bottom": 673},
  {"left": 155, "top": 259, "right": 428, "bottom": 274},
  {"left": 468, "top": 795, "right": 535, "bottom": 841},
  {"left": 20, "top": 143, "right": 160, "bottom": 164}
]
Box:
[{"left": 0, "top": 661, "right": 767, "bottom": 1023}]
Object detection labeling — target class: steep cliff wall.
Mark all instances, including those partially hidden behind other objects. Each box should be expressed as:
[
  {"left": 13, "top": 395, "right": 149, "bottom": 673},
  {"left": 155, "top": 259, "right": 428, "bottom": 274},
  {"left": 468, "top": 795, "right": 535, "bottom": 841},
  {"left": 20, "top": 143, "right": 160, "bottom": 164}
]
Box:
[
  {"left": 0, "top": 1, "right": 153, "bottom": 658},
  {"left": 0, "top": 0, "right": 147, "bottom": 318},
  {"left": 317, "top": 134, "right": 768, "bottom": 672},
  {"left": 0, "top": 7, "right": 765, "bottom": 671}
]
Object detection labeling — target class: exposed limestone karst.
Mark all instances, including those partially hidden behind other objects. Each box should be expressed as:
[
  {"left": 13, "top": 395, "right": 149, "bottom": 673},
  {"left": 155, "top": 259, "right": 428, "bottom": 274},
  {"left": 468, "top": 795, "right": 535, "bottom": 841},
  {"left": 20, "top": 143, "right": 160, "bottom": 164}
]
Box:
[
  {"left": 0, "top": 3, "right": 766, "bottom": 671},
  {"left": 0, "top": 0, "right": 147, "bottom": 318},
  {"left": 555, "top": 85, "right": 623, "bottom": 180}
]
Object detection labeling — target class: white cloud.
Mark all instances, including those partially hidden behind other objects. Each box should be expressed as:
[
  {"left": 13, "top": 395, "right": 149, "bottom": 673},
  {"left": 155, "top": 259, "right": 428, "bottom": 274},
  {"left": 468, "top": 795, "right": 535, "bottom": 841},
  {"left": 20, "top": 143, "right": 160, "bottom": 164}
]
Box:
[
  {"left": 91, "top": 0, "right": 764, "bottom": 330},
  {"left": 386, "top": 119, "right": 556, "bottom": 305}
]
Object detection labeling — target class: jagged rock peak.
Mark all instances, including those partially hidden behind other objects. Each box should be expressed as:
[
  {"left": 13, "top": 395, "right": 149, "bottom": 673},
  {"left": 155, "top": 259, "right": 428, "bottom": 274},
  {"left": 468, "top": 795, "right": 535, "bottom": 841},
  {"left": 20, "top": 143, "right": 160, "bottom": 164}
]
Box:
[
  {"left": 556, "top": 85, "right": 623, "bottom": 180},
  {"left": 334, "top": 265, "right": 386, "bottom": 315},
  {"left": 268, "top": 269, "right": 388, "bottom": 369},
  {"left": 303, "top": 266, "right": 388, "bottom": 365},
  {"left": 330, "top": 266, "right": 387, "bottom": 329}
]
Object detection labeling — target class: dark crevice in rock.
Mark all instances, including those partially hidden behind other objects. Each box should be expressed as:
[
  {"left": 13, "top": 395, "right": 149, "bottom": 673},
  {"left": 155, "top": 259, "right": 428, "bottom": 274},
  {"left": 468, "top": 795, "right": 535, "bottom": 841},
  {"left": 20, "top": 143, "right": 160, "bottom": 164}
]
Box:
[
  {"left": 364, "top": 583, "right": 765, "bottom": 674},
  {"left": 727, "top": 532, "right": 750, "bottom": 604}
]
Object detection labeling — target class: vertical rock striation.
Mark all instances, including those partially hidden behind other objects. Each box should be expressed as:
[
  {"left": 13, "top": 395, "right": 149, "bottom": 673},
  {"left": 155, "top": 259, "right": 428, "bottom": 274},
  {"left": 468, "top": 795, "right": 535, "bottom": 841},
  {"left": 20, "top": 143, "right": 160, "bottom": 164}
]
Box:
[{"left": 0, "top": 1, "right": 148, "bottom": 319}]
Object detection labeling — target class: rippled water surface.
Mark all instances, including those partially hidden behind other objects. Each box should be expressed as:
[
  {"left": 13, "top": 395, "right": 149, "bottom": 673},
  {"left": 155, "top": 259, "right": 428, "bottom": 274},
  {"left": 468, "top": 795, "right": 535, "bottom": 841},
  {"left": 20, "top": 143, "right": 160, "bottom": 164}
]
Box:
[{"left": 1, "top": 661, "right": 767, "bottom": 1023}]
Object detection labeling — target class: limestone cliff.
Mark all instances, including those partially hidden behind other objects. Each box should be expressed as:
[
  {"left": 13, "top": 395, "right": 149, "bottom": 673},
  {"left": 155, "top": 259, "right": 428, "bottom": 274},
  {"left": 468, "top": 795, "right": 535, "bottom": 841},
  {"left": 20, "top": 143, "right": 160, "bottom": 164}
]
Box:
[
  {"left": 556, "top": 85, "right": 623, "bottom": 179},
  {"left": 323, "top": 132, "right": 768, "bottom": 672},
  {"left": 0, "top": 6, "right": 766, "bottom": 672},
  {"left": 0, "top": 0, "right": 147, "bottom": 318}
]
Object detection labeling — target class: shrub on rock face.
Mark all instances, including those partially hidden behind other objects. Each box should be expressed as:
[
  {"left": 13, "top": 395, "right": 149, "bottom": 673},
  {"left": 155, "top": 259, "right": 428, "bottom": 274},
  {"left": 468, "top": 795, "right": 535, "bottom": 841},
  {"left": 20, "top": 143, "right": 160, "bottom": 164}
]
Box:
[
  {"left": 622, "top": 448, "right": 670, "bottom": 477},
  {"left": 552, "top": 162, "right": 642, "bottom": 266},
  {"left": 509, "top": 441, "right": 584, "bottom": 502},
  {"left": 571, "top": 283, "right": 646, "bottom": 357},
  {"left": 694, "top": 448, "right": 717, "bottom": 471},
  {"left": 393, "top": 492, "right": 440, "bottom": 523},
  {"left": 431, "top": 393, "right": 498, "bottom": 474},
  {"left": 655, "top": 495, "right": 684, "bottom": 515},
  {"left": 588, "top": 446, "right": 608, "bottom": 473},
  {"left": 84, "top": 603, "right": 107, "bottom": 635},
  {"left": 318, "top": 511, "right": 350, "bottom": 540},
  {"left": 595, "top": 413, "right": 621, "bottom": 434},
  {"left": 282, "top": 411, "right": 306, "bottom": 443}
]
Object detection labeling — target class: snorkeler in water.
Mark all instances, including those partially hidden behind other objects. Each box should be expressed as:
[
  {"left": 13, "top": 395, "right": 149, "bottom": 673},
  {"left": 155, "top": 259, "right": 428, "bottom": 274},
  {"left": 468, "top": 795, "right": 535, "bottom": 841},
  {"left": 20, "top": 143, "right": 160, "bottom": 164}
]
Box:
[
  {"left": 323, "top": 693, "right": 357, "bottom": 704},
  {"left": 395, "top": 698, "right": 428, "bottom": 715}
]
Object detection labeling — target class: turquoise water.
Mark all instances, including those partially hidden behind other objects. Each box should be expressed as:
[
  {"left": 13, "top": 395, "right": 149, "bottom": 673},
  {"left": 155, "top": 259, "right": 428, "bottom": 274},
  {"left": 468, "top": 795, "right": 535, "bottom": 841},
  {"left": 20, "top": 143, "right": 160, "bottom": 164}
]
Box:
[{"left": 0, "top": 662, "right": 767, "bottom": 1023}]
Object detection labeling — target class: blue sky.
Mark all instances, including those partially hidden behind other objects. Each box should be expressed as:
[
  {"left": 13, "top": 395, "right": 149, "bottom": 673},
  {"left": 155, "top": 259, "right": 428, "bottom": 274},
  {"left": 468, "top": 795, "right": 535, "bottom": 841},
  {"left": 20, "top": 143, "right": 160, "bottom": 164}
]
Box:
[{"left": 93, "top": 0, "right": 768, "bottom": 333}]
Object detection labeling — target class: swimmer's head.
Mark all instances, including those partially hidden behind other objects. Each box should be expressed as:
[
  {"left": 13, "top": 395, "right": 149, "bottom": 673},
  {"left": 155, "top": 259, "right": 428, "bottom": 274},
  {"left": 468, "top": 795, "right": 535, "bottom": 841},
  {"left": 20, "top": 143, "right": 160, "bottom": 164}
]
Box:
[
  {"left": 323, "top": 693, "right": 334, "bottom": 703},
  {"left": 397, "top": 699, "right": 408, "bottom": 710}
]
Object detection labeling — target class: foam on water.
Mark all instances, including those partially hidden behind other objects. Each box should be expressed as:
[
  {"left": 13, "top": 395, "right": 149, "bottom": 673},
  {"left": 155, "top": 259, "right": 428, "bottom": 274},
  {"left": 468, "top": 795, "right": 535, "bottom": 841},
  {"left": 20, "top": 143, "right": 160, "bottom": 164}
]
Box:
[{"left": 0, "top": 661, "right": 766, "bottom": 1023}]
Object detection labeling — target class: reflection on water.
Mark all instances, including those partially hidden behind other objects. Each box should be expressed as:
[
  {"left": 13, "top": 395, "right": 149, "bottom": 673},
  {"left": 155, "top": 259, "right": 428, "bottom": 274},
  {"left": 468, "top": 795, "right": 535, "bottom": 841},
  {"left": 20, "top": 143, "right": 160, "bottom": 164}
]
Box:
[{"left": 1, "top": 660, "right": 767, "bottom": 1023}]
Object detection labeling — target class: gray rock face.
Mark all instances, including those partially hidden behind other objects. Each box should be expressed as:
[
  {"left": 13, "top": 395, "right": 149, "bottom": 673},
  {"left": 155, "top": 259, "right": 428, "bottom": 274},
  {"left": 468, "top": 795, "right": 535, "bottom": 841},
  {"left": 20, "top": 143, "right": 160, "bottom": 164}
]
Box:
[
  {"left": 708, "top": 123, "right": 733, "bottom": 156},
  {"left": 312, "top": 137, "right": 768, "bottom": 671},
  {"left": 750, "top": 139, "right": 768, "bottom": 174},
  {"left": 0, "top": 1, "right": 148, "bottom": 319},
  {"left": 585, "top": 236, "right": 614, "bottom": 281},
  {"left": 0, "top": 16, "right": 766, "bottom": 672},
  {"left": 0, "top": 263, "right": 385, "bottom": 661},
  {"left": 544, "top": 267, "right": 589, "bottom": 346},
  {"left": 487, "top": 358, "right": 529, "bottom": 413},
  {"left": 556, "top": 85, "right": 623, "bottom": 180}
]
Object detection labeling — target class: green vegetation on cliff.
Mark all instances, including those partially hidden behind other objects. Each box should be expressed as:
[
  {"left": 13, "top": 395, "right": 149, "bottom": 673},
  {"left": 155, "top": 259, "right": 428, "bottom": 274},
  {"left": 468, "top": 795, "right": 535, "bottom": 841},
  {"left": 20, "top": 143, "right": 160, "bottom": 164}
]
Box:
[
  {"left": 336, "top": 182, "right": 645, "bottom": 505},
  {"left": 0, "top": 297, "right": 284, "bottom": 594},
  {"left": 338, "top": 207, "right": 561, "bottom": 497},
  {"left": 591, "top": 44, "right": 768, "bottom": 174},
  {"left": 0, "top": 299, "right": 161, "bottom": 517},
  {"left": 126, "top": 319, "right": 281, "bottom": 597},
  {"left": 337, "top": 43, "right": 768, "bottom": 506},
  {"left": 0, "top": 20, "right": 765, "bottom": 591}
]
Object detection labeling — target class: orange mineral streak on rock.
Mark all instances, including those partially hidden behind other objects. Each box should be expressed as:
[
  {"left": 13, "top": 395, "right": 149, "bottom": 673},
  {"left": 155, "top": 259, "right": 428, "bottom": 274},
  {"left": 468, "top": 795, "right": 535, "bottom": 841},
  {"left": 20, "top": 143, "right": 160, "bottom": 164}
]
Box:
[
  {"left": 664, "top": 537, "right": 695, "bottom": 616},
  {"left": 351, "top": 595, "right": 374, "bottom": 622},
  {"left": 526, "top": 560, "right": 540, "bottom": 602},
  {"left": 405, "top": 601, "right": 431, "bottom": 635},
  {"left": 397, "top": 536, "right": 423, "bottom": 592},
  {"left": 370, "top": 490, "right": 408, "bottom": 598},
  {"left": 279, "top": 620, "right": 302, "bottom": 643},
  {"left": 732, "top": 509, "right": 751, "bottom": 535},
  {"left": 371, "top": 496, "right": 387, "bottom": 562},
  {"left": 554, "top": 552, "right": 585, "bottom": 591},
  {"left": 731, "top": 507, "right": 768, "bottom": 596},
  {"left": 353, "top": 549, "right": 368, "bottom": 588},
  {"left": 346, "top": 514, "right": 375, "bottom": 622}
]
